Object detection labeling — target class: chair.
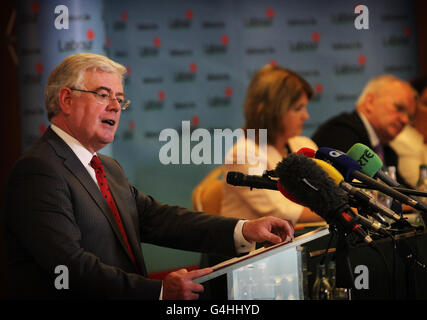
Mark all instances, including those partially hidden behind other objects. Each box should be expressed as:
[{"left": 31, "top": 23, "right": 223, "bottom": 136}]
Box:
[{"left": 192, "top": 166, "right": 223, "bottom": 215}]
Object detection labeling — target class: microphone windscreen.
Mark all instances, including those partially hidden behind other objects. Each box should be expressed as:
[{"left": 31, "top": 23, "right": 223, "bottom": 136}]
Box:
[
  {"left": 311, "top": 158, "right": 345, "bottom": 185},
  {"left": 277, "top": 181, "right": 302, "bottom": 204},
  {"left": 347, "top": 143, "right": 383, "bottom": 177},
  {"left": 276, "top": 153, "right": 349, "bottom": 219},
  {"left": 296, "top": 147, "right": 316, "bottom": 158},
  {"left": 315, "top": 147, "right": 361, "bottom": 182}
]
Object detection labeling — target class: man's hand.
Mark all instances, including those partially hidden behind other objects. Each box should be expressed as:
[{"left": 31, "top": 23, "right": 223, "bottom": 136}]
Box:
[
  {"left": 162, "top": 267, "right": 213, "bottom": 300},
  {"left": 242, "top": 216, "right": 294, "bottom": 245}
]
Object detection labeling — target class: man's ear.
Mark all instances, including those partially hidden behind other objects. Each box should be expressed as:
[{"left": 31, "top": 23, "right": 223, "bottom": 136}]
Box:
[{"left": 58, "top": 87, "right": 73, "bottom": 115}]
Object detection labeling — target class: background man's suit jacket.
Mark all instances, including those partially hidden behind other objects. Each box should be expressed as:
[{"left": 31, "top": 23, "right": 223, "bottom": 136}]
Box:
[
  {"left": 311, "top": 110, "right": 410, "bottom": 186},
  {"left": 5, "top": 127, "right": 239, "bottom": 299}
]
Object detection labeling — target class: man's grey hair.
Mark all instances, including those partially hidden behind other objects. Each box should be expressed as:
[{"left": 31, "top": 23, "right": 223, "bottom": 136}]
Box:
[{"left": 355, "top": 74, "right": 411, "bottom": 108}]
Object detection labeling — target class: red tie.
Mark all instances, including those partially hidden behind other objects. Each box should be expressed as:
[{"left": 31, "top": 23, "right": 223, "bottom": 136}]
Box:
[{"left": 90, "top": 155, "right": 138, "bottom": 269}]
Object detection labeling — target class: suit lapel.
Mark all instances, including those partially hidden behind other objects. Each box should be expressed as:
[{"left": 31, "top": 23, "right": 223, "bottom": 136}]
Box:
[
  {"left": 45, "top": 128, "right": 140, "bottom": 269},
  {"left": 352, "top": 111, "right": 372, "bottom": 148}
]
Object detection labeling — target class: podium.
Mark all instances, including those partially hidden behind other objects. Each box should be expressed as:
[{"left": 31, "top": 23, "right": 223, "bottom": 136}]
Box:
[{"left": 195, "top": 226, "right": 329, "bottom": 300}]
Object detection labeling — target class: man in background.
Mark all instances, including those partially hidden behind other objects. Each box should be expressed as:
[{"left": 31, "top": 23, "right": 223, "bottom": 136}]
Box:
[{"left": 312, "top": 74, "right": 416, "bottom": 186}]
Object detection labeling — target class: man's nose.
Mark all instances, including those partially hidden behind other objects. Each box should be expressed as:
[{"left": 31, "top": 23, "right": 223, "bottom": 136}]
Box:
[
  {"left": 107, "top": 98, "right": 121, "bottom": 112},
  {"left": 399, "top": 112, "right": 410, "bottom": 124}
]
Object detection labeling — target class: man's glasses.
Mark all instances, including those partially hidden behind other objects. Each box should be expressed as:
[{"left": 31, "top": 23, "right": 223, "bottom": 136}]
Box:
[{"left": 70, "top": 88, "right": 131, "bottom": 110}]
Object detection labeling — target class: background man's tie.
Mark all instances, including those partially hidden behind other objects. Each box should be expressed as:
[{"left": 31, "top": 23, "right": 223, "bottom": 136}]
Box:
[{"left": 374, "top": 143, "right": 385, "bottom": 162}]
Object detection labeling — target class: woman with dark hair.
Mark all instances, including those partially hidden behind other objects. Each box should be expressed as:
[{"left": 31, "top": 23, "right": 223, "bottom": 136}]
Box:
[
  {"left": 391, "top": 76, "right": 427, "bottom": 187},
  {"left": 221, "top": 64, "right": 323, "bottom": 225}
]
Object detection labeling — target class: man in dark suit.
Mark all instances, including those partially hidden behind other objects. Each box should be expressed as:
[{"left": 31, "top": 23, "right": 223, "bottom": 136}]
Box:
[
  {"left": 312, "top": 75, "right": 417, "bottom": 186},
  {"left": 4, "top": 53, "right": 294, "bottom": 299}
]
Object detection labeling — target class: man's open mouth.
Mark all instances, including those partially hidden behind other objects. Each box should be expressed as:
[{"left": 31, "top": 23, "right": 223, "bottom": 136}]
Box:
[{"left": 102, "top": 120, "right": 115, "bottom": 126}]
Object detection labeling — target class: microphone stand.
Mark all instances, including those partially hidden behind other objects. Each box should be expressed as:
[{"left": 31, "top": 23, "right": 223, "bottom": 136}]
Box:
[
  {"left": 390, "top": 198, "right": 403, "bottom": 219},
  {"left": 333, "top": 226, "right": 355, "bottom": 299},
  {"left": 349, "top": 182, "right": 427, "bottom": 198},
  {"left": 349, "top": 181, "right": 427, "bottom": 228}
]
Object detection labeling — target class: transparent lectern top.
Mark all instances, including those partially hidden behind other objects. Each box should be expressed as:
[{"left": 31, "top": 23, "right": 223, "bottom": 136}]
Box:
[{"left": 195, "top": 226, "right": 329, "bottom": 284}]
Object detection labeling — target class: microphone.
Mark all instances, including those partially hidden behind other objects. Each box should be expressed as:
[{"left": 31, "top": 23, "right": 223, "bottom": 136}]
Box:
[
  {"left": 277, "top": 163, "right": 386, "bottom": 235},
  {"left": 347, "top": 143, "right": 427, "bottom": 212},
  {"left": 276, "top": 153, "right": 374, "bottom": 244},
  {"left": 347, "top": 143, "right": 387, "bottom": 181},
  {"left": 226, "top": 171, "right": 278, "bottom": 190},
  {"left": 315, "top": 147, "right": 362, "bottom": 182},
  {"left": 262, "top": 169, "right": 278, "bottom": 178},
  {"left": 351, "top": 211, "right": 390, "bottom": 236},
  {"left": 226, "top": 170, "right": 320, "bottom": 205},
  {"left": 297, "top": 148, "right": 405, "bottom": 224},
  {"left": 276, "top": 180, "right": 301, "bottom": 204},
  {"left": 313, "top": 157, "right": 408, "bottom": 226},
  {"left": 314, "top": 147, "right": 424, "bottom": 211},
  {"left": 296, "top": 147, "right": 316, "bottom": 158}
]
